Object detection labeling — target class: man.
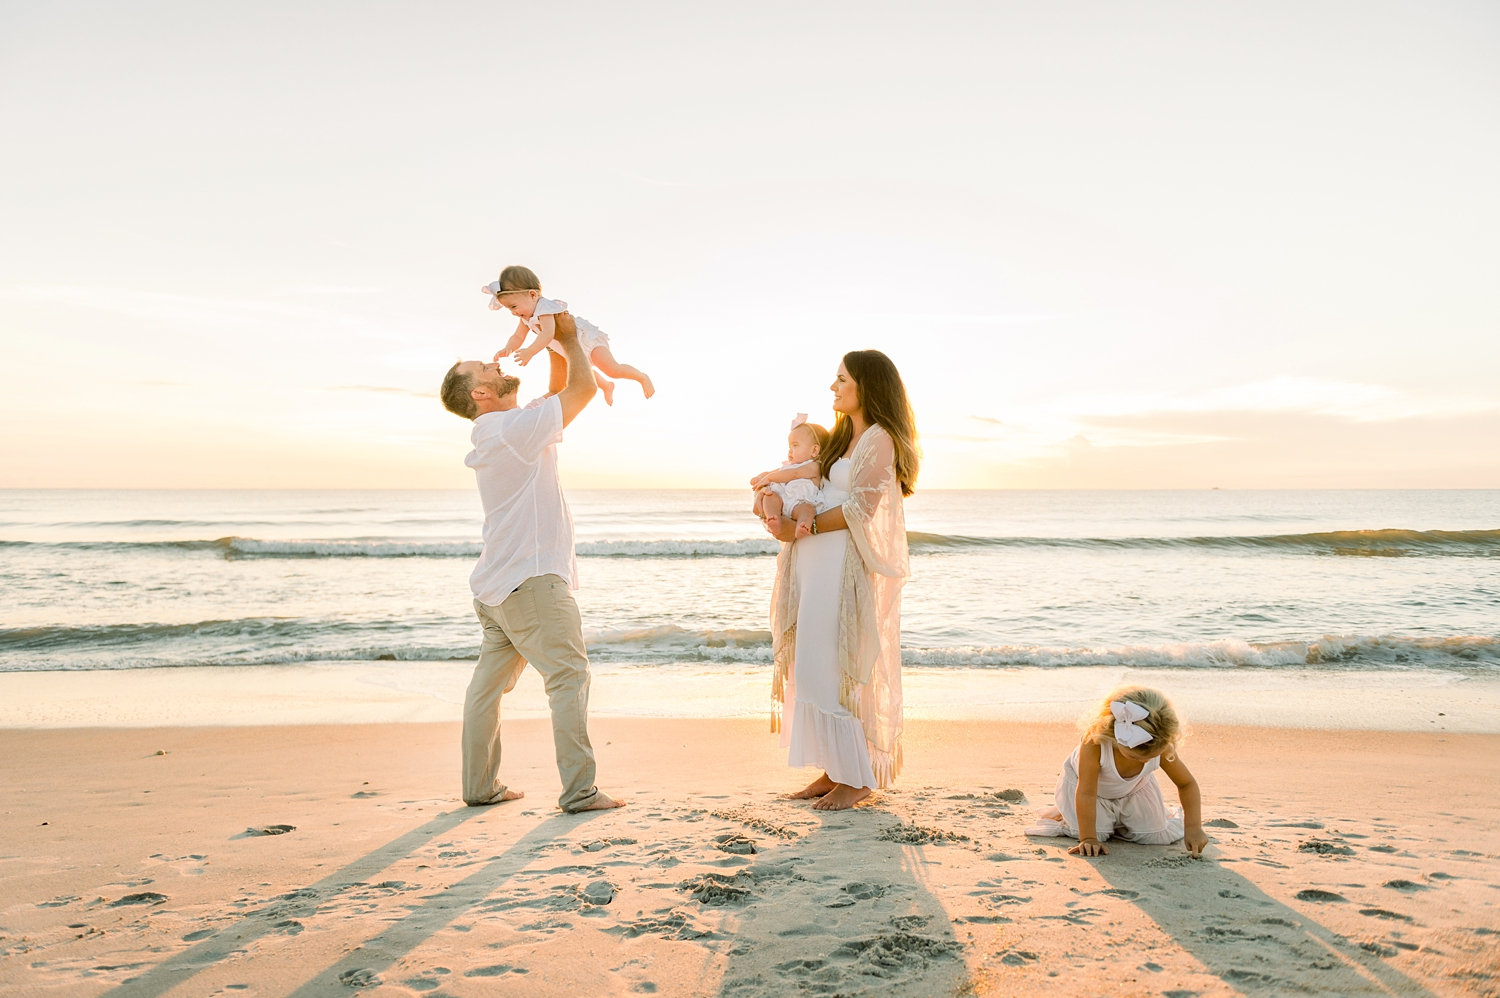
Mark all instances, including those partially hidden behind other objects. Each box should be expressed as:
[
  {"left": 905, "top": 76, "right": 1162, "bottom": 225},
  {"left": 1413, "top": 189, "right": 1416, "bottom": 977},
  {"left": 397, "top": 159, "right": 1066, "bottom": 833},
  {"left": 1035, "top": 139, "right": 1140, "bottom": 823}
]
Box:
[{"left": 439, "top": 311, "right": 624, "bottom": 813}]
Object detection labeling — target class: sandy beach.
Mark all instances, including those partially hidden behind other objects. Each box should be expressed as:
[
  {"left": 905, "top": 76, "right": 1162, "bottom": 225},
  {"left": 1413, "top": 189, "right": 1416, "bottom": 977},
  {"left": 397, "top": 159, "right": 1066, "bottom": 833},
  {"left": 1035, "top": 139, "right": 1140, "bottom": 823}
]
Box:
[{"left": 3, "top": 678, "right": 1498, "bottom": 997}]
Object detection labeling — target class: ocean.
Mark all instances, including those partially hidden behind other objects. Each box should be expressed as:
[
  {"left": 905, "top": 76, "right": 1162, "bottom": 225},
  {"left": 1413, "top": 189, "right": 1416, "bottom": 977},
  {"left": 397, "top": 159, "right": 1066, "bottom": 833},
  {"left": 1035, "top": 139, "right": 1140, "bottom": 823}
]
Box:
[{"left": 1, "top": 489, "right": 1497, "bottom": 676}]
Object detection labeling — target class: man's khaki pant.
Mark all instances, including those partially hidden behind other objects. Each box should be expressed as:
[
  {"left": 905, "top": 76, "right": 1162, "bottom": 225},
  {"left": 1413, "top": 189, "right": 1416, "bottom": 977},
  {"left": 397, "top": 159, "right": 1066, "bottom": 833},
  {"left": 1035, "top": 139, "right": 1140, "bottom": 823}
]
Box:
[{"left": 463, "top": 574, "right": 601, "bottom": 811}]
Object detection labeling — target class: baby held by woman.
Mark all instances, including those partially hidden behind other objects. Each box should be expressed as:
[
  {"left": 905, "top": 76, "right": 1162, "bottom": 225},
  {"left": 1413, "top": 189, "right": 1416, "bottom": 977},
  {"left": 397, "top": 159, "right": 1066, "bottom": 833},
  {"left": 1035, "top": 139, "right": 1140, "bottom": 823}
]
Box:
[{"left": 752, "top": 415, "right": 832, "bottom": 539}]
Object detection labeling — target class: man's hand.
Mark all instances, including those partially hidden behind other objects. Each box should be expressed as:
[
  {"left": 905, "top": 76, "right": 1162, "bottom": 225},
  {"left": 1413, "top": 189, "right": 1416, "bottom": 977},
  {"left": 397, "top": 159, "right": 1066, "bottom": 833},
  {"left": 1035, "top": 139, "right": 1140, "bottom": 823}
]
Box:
[{"left": 552, "top": 312, "right": 596, "bottom": 428}]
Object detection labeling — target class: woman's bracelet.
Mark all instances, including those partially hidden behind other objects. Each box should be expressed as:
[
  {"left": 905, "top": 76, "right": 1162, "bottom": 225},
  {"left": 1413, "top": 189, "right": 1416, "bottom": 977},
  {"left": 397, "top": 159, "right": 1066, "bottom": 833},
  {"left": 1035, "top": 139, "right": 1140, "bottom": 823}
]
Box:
[{"left": 810, "top": 515, "right": 818, "bottom": 535}]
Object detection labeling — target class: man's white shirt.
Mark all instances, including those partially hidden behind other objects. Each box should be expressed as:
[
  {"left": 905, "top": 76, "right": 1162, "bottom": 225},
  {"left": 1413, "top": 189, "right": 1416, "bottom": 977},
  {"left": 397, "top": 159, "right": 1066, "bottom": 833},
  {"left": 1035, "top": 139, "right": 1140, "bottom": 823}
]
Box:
[{"left": 465, "top": 395, "right": 578, "bottom": 605}]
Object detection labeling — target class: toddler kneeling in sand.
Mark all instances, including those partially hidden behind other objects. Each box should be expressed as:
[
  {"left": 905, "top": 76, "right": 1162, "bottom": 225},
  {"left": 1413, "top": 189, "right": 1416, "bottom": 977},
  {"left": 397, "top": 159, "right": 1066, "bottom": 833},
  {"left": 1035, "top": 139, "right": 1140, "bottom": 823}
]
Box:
[
  {"left": 1027, "top": 686, "right": 1209, "bottom": 858},
  {"left": 751, "top": 415, "right": 831, "bottom": 538}
]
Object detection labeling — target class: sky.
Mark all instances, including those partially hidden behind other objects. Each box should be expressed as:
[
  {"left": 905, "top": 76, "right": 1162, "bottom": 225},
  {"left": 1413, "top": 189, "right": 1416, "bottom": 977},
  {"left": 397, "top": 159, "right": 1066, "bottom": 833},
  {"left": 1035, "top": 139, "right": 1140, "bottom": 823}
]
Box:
[{"left": 1, "top": 1, "right": 1497, "bottom": 490}]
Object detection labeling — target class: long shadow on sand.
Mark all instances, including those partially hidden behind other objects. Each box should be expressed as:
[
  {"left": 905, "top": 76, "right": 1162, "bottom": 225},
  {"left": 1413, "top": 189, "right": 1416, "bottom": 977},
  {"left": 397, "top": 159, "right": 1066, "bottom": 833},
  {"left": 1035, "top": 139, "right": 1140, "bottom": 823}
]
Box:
[
  {"left": 710, "top": 796, "right": 969, "bottom": 998},
  {"left": 1093, "top": 852, "right": 1439, "bottom": 997},
  {"left": 100, "top": 805, "right": 506, "bottom": 998}
]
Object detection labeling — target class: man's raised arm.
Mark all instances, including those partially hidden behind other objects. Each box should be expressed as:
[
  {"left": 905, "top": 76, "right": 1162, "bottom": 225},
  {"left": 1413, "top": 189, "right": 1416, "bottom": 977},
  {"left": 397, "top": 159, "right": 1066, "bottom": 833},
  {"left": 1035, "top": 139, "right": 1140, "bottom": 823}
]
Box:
[{"left": 551, "top": 311, "right": 596, "bottom": 427}]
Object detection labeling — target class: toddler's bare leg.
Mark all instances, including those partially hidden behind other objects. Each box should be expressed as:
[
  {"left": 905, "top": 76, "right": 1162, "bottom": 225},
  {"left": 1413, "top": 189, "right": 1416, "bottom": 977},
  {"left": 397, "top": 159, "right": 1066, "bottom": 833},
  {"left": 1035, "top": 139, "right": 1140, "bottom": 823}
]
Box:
[
  {"left": 792, "top": 503, "right": 816, "bottom": 539},
  {"left": 762, "top": 492, "right": 785, "bottom": 535},
  {"left": 591, "top": 346, "right": 655, "bottom": 399}
]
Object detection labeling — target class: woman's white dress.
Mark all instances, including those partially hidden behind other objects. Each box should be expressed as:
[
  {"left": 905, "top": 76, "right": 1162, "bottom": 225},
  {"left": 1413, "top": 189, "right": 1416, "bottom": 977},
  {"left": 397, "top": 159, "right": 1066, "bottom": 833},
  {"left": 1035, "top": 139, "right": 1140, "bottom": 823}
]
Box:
[{"left": 779, "top": 458, "right": 877, "bottom": 789}]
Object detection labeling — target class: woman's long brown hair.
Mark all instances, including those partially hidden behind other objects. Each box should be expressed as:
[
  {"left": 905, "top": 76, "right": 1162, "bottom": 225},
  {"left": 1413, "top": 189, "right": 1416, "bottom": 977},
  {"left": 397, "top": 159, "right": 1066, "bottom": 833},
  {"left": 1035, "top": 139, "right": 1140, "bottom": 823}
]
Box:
[{"left": 818, "top": 350, "right": 919, "bottom": 496}]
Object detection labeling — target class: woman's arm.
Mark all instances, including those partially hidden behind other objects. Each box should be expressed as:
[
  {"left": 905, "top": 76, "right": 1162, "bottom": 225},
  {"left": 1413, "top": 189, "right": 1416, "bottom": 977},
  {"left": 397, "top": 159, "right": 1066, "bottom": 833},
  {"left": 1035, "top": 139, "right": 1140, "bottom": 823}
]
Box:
[
  {"left": 1160, "top": 754, "right": 1207, "bottom": 857},
  {"left": 1069, "top": 742, "right": 1107, "bottom": 856}
]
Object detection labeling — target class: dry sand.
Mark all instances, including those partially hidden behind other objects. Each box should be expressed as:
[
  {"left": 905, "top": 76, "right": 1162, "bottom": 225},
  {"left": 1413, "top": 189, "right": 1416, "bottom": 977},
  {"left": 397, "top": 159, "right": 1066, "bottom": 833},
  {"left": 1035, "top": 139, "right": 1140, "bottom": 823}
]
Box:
[{"left": 2, "top": 717, "right": 1497, "bottom": 997}]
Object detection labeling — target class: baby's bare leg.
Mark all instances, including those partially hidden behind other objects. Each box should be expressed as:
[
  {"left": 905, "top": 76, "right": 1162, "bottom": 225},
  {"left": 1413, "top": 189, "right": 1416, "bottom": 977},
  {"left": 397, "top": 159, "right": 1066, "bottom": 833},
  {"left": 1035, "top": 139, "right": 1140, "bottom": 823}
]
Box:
[
  {"left": 792, "top": 502, "right": 816, "bottom": 539},
  {"left": 762, "top": 492, "right": 785, "bottom": 534},
  {"left": 591, "top": 346, "right": 655, "bottom": 399},
  {"left": 592, "top": 367, "right": 616, "bottom": 406}
]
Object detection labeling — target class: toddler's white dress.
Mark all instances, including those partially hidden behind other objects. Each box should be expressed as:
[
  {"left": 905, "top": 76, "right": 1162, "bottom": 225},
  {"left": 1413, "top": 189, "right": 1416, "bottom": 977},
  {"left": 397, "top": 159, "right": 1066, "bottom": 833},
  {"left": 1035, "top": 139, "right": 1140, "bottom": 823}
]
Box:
[
  {"left": 527, "top": 296, "right": 609, "bottom": 356},
  {"left": 766, "top": 460, "right": 830, "bottom": 513},
  {"left": 1026, "top": 740, "right": 1184, "bottom": 845}
]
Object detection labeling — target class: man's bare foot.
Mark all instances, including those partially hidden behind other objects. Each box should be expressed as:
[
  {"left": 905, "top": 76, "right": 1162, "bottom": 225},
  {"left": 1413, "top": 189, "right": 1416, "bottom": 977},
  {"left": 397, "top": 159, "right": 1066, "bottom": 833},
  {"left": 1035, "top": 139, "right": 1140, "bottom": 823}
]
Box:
[
  {"left": 466, "top": 788, "right": 524, "bottom": 807},
  {"left": 764, "top": 513, "right": 782, "bottom": 535},
  {"left": 784, "top": 773, "right": 836, "bottom": 800},
  {"left": 599, "top": 379, "right": 616, "bottom": 406},
  {"left": 813, "top": 784, "right": 871, "bottom": 811},
  {"left": 640, "top": 375, "right": 655, "bottom": 399},
  {"left": 569, "top": 790, "right": 626, "bottom": 812}
]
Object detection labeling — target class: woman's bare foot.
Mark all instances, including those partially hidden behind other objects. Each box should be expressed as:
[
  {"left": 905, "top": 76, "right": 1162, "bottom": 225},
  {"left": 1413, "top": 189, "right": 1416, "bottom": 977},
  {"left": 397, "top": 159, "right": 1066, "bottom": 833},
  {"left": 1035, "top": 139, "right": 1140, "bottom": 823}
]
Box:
[
  {"left": 784, "top": 773, "right": 836, "bottom": 800},
  {"left": 813, "top": 784, "right": 871, "bottom": 811},
  {"left": 466, "top": 788, "right": 524, "bottom": 807},
  {"left": 570, "top": 790, "right": 626, "bottom": 812}
]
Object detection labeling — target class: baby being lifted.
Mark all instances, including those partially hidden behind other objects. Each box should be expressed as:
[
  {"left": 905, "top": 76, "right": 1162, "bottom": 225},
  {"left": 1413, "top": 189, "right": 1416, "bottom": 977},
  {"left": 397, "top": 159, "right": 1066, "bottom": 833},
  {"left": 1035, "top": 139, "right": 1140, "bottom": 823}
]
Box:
[{"left": 751, "top": 415, "right": 832, "bottom": 539}]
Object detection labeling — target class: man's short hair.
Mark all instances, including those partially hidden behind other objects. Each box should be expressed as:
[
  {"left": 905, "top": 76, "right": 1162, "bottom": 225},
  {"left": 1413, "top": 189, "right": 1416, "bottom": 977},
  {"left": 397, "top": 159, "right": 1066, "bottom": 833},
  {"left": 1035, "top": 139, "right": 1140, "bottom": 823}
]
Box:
[{"left": 440, "top": 362, "right": 477, "bottom": 419}]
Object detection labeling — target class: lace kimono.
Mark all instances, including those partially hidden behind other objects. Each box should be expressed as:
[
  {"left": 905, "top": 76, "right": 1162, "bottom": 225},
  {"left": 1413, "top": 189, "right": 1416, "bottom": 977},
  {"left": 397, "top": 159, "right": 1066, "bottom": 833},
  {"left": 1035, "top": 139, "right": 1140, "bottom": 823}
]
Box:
[{"left": 770, "top": 424, "right": 910, "bottom": 787}]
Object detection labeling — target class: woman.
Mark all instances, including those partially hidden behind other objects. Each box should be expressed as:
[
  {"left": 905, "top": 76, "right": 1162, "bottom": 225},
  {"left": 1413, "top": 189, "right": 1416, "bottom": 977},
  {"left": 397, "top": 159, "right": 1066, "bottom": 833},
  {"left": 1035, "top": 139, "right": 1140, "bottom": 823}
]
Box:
[{"left": 762, "top": 350, "right": 919, "bottom": 810}]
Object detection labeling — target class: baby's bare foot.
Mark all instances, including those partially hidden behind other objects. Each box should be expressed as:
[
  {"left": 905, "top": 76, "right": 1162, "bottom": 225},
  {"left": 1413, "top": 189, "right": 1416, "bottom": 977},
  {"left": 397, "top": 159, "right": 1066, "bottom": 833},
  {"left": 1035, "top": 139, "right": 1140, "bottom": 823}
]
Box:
[
  {"left": 764, "top": 514, "right": 782, "bottom": 535},
  {"left": 571, "top": 791, "right": 626, "bottom": 812},
  {"left": 641, "top": 376, "right": 655, "bottom": 399},
  {"left": 795, "top": 519, "right": 812, "bottom": 538},
  {"left": 600, "top": 380, "right": 616, "bottom": 406}
]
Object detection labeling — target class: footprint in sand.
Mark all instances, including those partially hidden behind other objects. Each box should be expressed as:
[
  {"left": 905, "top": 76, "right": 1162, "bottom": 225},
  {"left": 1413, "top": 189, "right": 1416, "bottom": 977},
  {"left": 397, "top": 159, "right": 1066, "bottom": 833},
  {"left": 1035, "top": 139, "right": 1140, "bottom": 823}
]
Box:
[
  {"left": 1382, "top": 879, "right": 1429, "bottom": 892},
  {"left": 337, "top": 969, "right": 379, "bottom": 988},
  {"left": 714, "top": 833, "right": 757, "bottom": 855},
  {"left": 1359, "top": 907, "right": 1414, "bottom": 922},
  {"left": 681, "top": 872, "right": 754, "bottom": 906},
  {"left": 1297, "top": 838, "right": 1355, "bottom": 856},
  {"left": 876, "top": 823, "right": 969, "bottom": 845},
  {"left": 37, "top": 895, "right": 80, "bottom": 908},
  {"left": 241, "top": 824, "right": 295, "bottom": 837},
  {"left": 1204, "top": 818, "right": 1238, "bottom": 828},
  {"left": 109, "top": 892, "right": 169, "bottom": 907},
  {"left": 999, "top": 949, "right": 1039, "bottom": 966},
  {"left": 1294, "top": 889, "right": 1347, "bottom": 903},
  {"left": 467, "top": 964, "right": 529, "bottom": 977}
]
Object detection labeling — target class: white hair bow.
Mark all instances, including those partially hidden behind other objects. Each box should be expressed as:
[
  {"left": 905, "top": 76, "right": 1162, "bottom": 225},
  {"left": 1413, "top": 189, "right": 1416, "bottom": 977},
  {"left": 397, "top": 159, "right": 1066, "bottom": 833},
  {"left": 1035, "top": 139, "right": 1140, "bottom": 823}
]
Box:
[
  {"left": 1111, "top": 700, "right": 1152, "bottom": 748},
  {"left": 480, "top": 281, "right": 504, "bottom": 311},
  {"left": 789, "top": 412, "right": 808, "bottom": 431}
]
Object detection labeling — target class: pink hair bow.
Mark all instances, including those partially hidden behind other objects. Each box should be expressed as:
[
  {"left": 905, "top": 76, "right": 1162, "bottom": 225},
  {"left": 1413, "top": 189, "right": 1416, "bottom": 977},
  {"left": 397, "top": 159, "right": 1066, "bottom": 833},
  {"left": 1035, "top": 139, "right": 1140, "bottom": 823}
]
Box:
[
  {"left": 1110, "top": 700, "right": 1152, "bottom": 748},
  {"left": 480, "top": 281, "right": 504, "bottom": 311},
  {"left": 789, "top": 412, "right": 808, "bottom": 431}
]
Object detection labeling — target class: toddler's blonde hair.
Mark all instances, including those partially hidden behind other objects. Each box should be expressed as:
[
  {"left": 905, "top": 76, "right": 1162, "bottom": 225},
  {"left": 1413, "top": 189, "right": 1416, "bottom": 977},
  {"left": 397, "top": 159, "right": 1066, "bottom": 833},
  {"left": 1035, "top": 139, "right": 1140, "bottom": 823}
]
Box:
[
  {"left": 494, "top": 264, "right": 541, "bottom": 295},
  {"left": 1080, "top": 685, "right": 1183, "bottom": 759}
]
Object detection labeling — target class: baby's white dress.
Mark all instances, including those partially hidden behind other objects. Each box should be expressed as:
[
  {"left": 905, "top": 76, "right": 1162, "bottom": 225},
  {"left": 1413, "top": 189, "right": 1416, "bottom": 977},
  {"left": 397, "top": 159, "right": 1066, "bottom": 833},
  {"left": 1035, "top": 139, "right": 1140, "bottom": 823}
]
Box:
[
  {"left": 766, "top": 460, "right": 830, "bottom": 513},
  {"left": 1026, "top": 740, "right": 1184, "bottom": 845},
  {"left": 527, "top": 296, "right": 609, "bottom": 356}
]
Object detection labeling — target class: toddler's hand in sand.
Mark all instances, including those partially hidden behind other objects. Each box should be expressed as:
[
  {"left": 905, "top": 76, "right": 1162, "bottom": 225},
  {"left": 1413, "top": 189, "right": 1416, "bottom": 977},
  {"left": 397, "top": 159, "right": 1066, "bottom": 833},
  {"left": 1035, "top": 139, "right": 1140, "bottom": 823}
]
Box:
[
  {"left": 1068, "top": 838, "right": 1108, "bottom": 857},
  {"left": 1184, "top": 829, "right": 1209, "bottom": 857}
]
